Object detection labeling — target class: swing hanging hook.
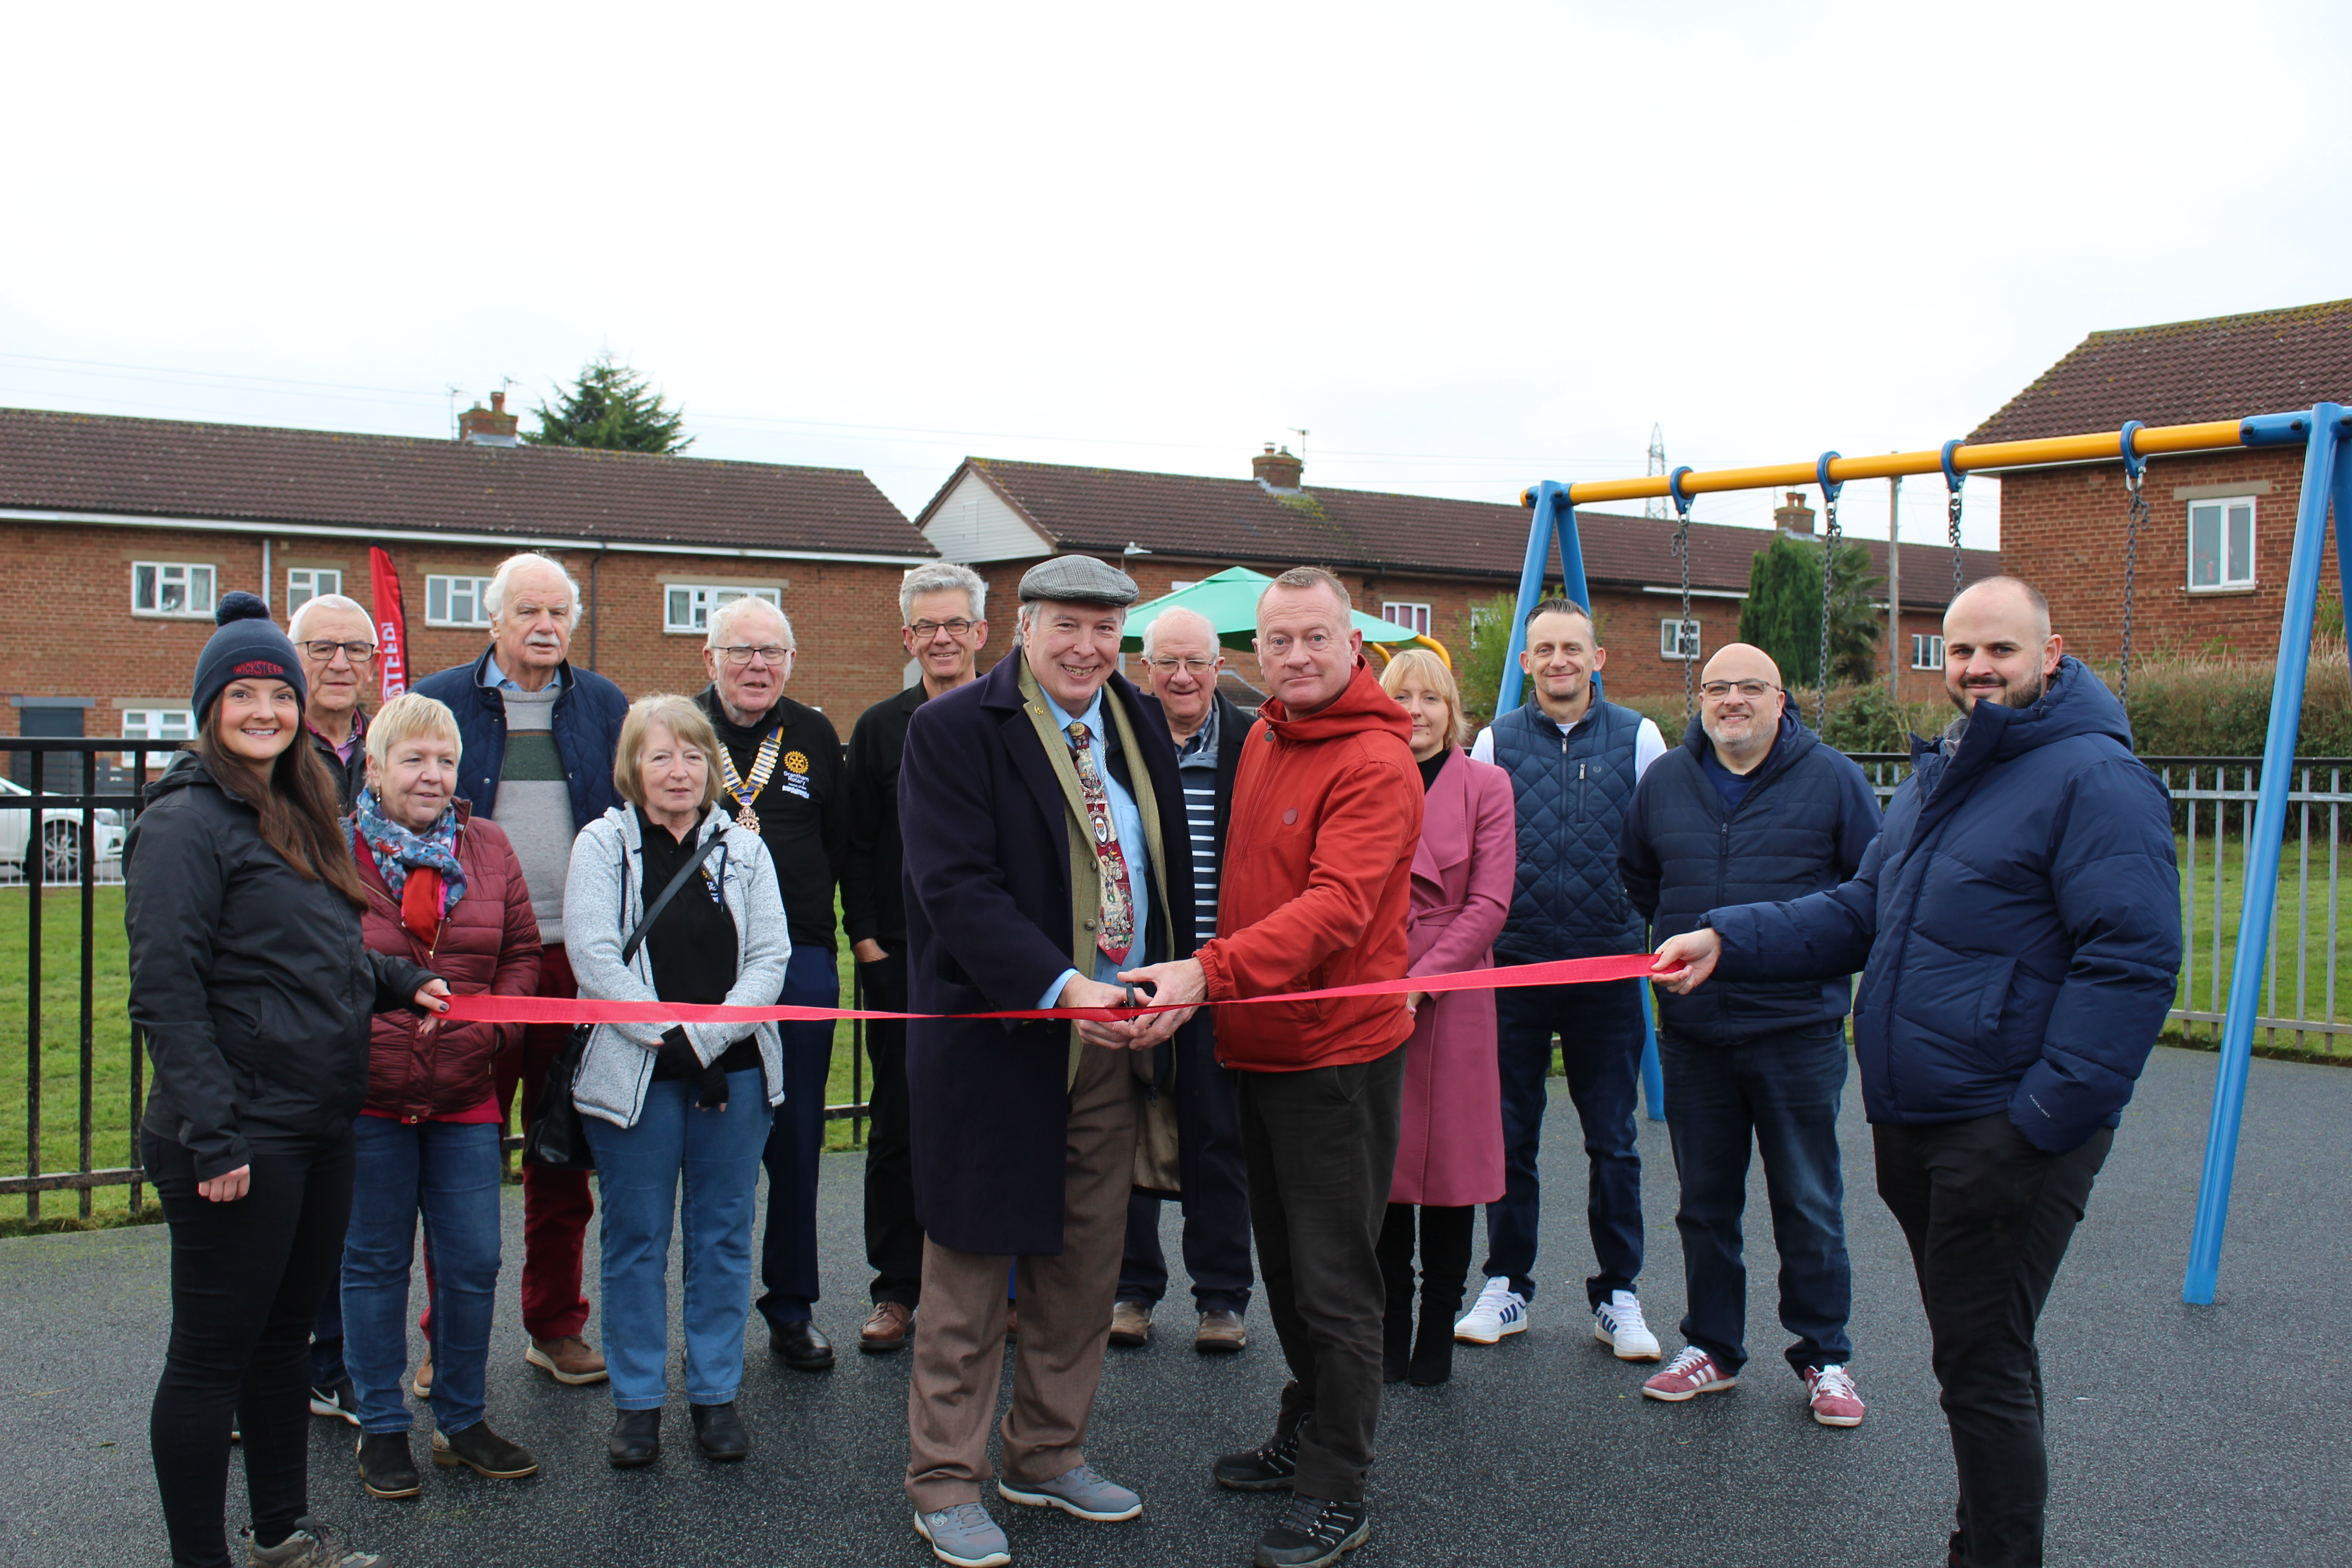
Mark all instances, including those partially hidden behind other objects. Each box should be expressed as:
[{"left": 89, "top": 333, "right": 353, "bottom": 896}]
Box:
[
  {"left": 1814, "top": 451, "right": 1844, "bottom": 507},
  {"left": 1940, "top": 439, "right": 1966, "bottom": 495},
  {"left": 1666, "top": 465, "right": 1695, "bottom": 517}
]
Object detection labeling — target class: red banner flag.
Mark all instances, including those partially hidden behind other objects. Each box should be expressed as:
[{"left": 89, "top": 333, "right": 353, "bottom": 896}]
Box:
[{"left": 369, "top": 546, "right": 410, "bottom": 699}]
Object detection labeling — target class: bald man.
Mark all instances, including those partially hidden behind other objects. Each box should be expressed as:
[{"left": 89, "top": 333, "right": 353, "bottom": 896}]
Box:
[
  {"left": 1618, "top": 643, "right": 1882, "bottom": 1426},
  {"left": 1654, "top": 581, "right": 2180, "bottom": 1568}
]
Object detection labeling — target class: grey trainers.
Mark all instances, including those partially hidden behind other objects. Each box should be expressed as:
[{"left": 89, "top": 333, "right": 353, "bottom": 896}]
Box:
[
  {"left": 241, "top": 1516, "right": 381, "bottom": 1568},
  {"left": 997, "top": 1460, "right": 1143, "bottom": 1521},
  {"left": 913, "top": 1501, "right": 1011, "bottom": 1568}
]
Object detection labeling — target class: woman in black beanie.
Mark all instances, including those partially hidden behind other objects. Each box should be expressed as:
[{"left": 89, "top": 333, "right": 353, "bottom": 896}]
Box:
[{"left": 127, "top": 593, "right": 449, "bottom": 1568}]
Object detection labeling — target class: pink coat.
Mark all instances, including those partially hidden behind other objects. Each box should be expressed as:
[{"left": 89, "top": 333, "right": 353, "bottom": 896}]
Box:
[{"left": 1389, "top": 748, "right": 1517, "bottom": 1207}]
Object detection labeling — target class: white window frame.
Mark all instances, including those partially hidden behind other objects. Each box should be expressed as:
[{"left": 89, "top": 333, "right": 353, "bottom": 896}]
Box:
[
  {"left": 666, "top": 583, "right": 782, "bottom": 635},
  {"left": 1660, "top": 617, "right": 1701, "bottom": 661},
  {"left": 120, "top": 708, "right": 196, "bottom": 766},
  {"left": 131, "top": 561, "right": 216, "bottom": 618},
  {"left": 2187, "top": 495, "right": 2257, "bottom": 590},
  {"left": 284, "top": 567, "right": 342, "bottom": 617},
  {"left": 1912, "top": 633, "right": 1945, "bottom": 670},
  {"left": 1382, "top": 602, "right": 1432, "bottom": 637},
  {"left": 425, "top": 574, "right": 495, "bottom": 628}
]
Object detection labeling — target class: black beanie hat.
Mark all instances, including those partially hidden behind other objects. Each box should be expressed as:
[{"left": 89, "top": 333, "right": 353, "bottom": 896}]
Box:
[{"left": 191, "top": 592, "right": 307, "bottom": 722}]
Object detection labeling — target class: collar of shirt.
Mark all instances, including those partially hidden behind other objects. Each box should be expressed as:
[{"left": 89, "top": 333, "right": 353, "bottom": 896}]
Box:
[
  {"left": 1037, "top": 683, "right": 1105, "bottom": 739},
  {"left": 1175, "top": 696, "right": 1221, "bottom": 768},
  {"left": 308, "top": 711, "right": 363, "bottom": 764},
  {"left": 484, "top": 653, "right": 562, "bottom": 694}
]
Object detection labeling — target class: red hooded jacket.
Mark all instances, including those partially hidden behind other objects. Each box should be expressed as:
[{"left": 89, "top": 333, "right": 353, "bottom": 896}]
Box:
[{"left": 1197, "top": 658, "right": 1423, "bottom": 1071}]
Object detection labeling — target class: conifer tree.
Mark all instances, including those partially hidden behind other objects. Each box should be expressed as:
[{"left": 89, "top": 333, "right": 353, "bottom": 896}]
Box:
[{"left": 524, "top": 353, "right": 693, "bottom": 453}]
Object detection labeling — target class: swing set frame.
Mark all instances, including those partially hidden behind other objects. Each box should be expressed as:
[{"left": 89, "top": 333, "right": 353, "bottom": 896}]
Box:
[{"left": 1501, "top": 403, "right": 2352, "bottom": 1306}]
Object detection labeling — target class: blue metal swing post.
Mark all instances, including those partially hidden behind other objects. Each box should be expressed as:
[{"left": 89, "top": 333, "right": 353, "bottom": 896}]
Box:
[{"left": 2181, "top": 404, "right": 2348, "bottom": 1306}]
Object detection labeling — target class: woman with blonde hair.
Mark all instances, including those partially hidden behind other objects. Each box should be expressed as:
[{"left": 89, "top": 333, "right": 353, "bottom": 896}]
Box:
[
  {"left": 565, "top": 695, "right": 791, "bottom": 1467},
  {"left": 1374, "top": 649, "right": 1516, "bottom": 1385}
]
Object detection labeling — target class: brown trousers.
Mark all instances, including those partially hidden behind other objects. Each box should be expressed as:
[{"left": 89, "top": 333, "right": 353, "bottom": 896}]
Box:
[{"left": 904, "top": 1041, "right": 1139, "bottom": 1511}]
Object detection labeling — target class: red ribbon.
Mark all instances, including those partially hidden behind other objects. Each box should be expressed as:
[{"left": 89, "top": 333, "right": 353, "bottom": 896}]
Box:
[{"left": 439, "top": 952, "right": 1674, "bottom": 1027}]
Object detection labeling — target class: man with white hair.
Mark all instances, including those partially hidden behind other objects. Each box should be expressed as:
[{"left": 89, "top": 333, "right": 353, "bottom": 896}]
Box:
[
  {"left": 288, "top": 593, "right": 379, "bottom": 810},
  {"left": 414, "top": 551, "right": 628, "bottom": 1389},
  {"left": 692, "top": 595, "right": 848, "bottom": 1372}
]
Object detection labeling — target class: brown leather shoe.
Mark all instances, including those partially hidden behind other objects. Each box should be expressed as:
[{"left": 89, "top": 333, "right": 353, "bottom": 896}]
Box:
[
  {"left": 1195, "top": 1308, "right": 1249, "bottom": 1353},
  {"left": 524, "top": 1333, "right": 608, "bottom": 1386},
  {"left": 859, "top": 1301, "right": 914, "bottom": 1354},
  {"left": 1108, "top": 1299, "right": 1153, "bottom": 1348}
]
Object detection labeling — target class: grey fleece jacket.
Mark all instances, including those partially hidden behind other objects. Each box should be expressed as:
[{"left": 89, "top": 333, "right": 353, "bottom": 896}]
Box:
[{"left": 564, "top": 804, "right": 793, "bottom": 1129}]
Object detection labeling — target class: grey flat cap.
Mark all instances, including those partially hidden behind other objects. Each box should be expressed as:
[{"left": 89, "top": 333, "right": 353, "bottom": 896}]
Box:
[{"left": 1018, "top": 554, "right": 1139, "bottom": 606}]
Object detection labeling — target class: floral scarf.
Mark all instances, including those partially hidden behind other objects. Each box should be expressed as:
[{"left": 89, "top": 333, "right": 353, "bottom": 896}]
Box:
[{"left": 353, "top": 787, "right": 467, "bottom": 942}]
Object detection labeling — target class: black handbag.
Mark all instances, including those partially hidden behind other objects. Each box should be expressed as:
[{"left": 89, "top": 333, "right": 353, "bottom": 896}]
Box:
[{"left": 521, "top": 828, "right": 731, "bottom": 1170}]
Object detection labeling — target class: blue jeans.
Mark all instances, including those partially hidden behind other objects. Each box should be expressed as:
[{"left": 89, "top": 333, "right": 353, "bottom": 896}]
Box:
[
  {"left": 757, "top": 944, "right": 837, "bottom": 1327},
  {"left": 340, "top": 1117, "right": 504, "bottom": 1435},
  {"left": 583, "top": 1069, "right": 772, "bottom": 1409},
  {"left": 1660, "top": 1024, "right": 1852, "bottom": 1377},
  {"left": 1485, "top": 977, "right": 1644, "bottom": 1307}
]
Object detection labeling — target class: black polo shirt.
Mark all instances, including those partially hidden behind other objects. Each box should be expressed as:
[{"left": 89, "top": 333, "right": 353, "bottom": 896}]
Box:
[{"left": 696, "top": 686, "right": 844, "bottom": 954}]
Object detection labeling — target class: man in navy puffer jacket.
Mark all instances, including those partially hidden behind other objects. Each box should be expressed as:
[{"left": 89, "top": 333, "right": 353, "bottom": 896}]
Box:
[{"left": 1656, "top": 578, "right": 2180, "bottom": 1568}]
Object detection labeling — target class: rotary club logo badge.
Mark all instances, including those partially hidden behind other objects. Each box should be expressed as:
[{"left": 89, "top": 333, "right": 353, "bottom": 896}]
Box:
[{"left": 782, "top": 750, "right": 810, "bottom": 775}]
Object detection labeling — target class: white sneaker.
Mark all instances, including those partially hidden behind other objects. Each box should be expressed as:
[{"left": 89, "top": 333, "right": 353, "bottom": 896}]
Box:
[
  {"left": 1594, "top": 1289, "right": 1661, "bottom": 1361},
  {"left": 1452, "top": 1276, "right": 1529, "bottom": 1344}
]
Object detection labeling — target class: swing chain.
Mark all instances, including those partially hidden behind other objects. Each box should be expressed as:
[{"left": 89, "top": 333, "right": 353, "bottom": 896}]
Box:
[
  {"left": 1668, "top": 466, "right": 1695, "bottom": 722},
  {"left": 1947, "top": 487, "right": 1965, "bottom": 598},
  {"left": 1817, "top": 487, "right": 1842, "bottom": 732},
  {"left": 2120, "top": 466, "right": 2149, "bottom": 703}
]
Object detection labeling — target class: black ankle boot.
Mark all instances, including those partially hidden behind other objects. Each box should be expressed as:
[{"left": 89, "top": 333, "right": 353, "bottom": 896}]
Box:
[
  {"left": 1409, "top": 1298, "right": 1457, "bottom": 1386},
  {"left": 690, "top": 1400, "right": 749, "bottom": 1461},
  {"left": 607, "top": 1407, "right": 661, "bottom": 1468}
]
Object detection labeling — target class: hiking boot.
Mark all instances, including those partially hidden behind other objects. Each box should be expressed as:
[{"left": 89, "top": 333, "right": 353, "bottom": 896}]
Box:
[
  {"left": 1196, "top": 1308, "right": 1248, "bottom": 1353},
  {"left": 691, "top": 1400, "right": 750, "bottom": 1461},
  {"left": 1253, "top": 1493, "right": 1370, "bottom": 1568},
  {"left": 914, "top": 1500, "right": 1011, "bottom": 1568},
  {"left": 431, "top": 1421, "right": 539, "bottom": 1478},
  {"left": 525, "top": 1333, "right": 607, "bottom": 1385},
  {"left": 1214, "top": 1409, "right": 1309, "bottom": 1492},
  {"left": 1803, "top": 1363, "right": 1867, "bottom": 1427},
  {"left": 997, "top": 1460, "right": 1143, "bottom": 1521},
  {"left": 860, "top": 1301, "right": 914, "bottom": 1353},
  {"left": 607, "top": 1407, "right": 661, "bottom": 1468},
  {"left": 308, "top": 1378, "right": 361, "bottom": 1426},
  {"left": 1642, "top": 1346, "right": 1739, "bottom": 1402},
  {"left": 1594, "top": 1289, "right": 1661, "bottom": 1361},
  {"left": 1452, "top": 1276, "right": 1527, "bottom": 1344},
  {"left": 242, "top": 1516, "right": 380, "bottom": 1567},
  {"left": 769, "top": 1318, "right": 836, "bottom": 1372},
  {"left": 354, "top": 1432, "right": 421, "bottom": 1499},
  {"left": 1109, "top": 1299, "right": 1152, "bottom": 1348}
]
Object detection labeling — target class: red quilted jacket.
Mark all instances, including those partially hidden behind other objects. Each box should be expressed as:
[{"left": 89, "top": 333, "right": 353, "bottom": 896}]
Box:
[{"left": 353, "top": 803, "right": 542, "bottom": 1121}]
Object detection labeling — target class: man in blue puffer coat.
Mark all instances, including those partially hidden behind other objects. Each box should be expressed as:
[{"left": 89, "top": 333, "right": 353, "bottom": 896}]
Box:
[{"left": 1656, "top": 578, "right": 2180, "bottom": 1568}]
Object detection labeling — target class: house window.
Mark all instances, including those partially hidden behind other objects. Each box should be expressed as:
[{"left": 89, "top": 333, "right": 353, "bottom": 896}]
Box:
[
  {"left": 1382, "top": 602, "right": 1432, "bottom": 636},
  {"left": 1660, "top": 618, "right": 1701, "bottom": 661},
  {"left": 1912, "top": 633, "right": 1945, "bottom": 669},
  {"left": 131, "top": 562, "right": 216, "bottom": 617},
  {"left": 2188, "top": 496, "right": 2256, "bottom": 589},
  {"left": 666, "top": 584, "right": 782, "bottom": 635},
  {"left": 425, "top": 574, "right": 494, "bottom": 627},
  {"left": 1168, "top": 580, "right": 1199, "bottom": 593},
  {"left": 284, "top": 568, "right": 341, "bottom": 616},
  {"left": 120, "top": 708, "right": 196, "bottom": 766}
]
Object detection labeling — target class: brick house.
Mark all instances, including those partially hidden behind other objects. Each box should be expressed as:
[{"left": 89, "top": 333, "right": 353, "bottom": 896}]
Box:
[
  {"left": 0, "top": 403, "right": 936, "bottom": 764},
  {"left": 914, "top": 445, "right": 1997, "bottom": 707},
  {"left": 1979, "top": 298, "right": 2352, "bottom": 666}
]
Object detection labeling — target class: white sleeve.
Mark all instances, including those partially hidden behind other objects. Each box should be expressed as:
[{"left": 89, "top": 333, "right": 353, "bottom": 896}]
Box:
[
  {"left": 1470, "top": 726, "right": 1496, "bottom": 765},
  {"left": 1632, "top": 719, "right": 1669, "bottom": 782}
]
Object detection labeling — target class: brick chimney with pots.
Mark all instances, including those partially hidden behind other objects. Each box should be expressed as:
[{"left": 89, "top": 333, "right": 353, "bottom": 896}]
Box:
[
  {"left": 1252, "top": 442, "right": 1303, "bottom": 492},
  {"left": 1773, "top": 490, "right": 1816, "bottom": 534},
  {"left": 459, "top": 390, "right": 521, "bottom": 447}
]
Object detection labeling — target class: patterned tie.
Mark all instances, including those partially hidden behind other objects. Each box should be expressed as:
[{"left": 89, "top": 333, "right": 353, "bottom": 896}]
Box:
[{"left": 1065, "top": 721, "right": 1136, "bottom": 965}]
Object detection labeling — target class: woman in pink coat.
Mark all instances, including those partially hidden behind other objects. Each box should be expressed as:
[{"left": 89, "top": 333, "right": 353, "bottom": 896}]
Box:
[{"left": 1375, "top": 649, "right": 1516, "bottom": 1386}]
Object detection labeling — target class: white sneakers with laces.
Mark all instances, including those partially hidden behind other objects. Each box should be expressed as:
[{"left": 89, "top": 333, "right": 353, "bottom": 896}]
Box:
[
  {"left": 1592, "top": 1289, "right": 1661, "bottom": 1361},
  {"left": 1451, "top": 1276, "right": 1528, "bottom": 1344}
]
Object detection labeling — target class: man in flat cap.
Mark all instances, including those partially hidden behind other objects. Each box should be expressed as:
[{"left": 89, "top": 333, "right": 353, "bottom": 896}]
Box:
[{"left": 897, "top": 554, "right": 1194, "bottom": 1567}]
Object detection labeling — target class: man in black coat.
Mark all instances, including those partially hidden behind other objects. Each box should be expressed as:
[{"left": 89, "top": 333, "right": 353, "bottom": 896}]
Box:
[
  {"left": 1618, "top": 643, "right": 1882, "bottom": 1426},
  {"left": 897, "top": 556, "right": 1192, "bottom": 1566}
]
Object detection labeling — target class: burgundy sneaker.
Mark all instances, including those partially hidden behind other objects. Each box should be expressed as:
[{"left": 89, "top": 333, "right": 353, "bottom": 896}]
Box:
[
  {"left": 1803, "top": 1364, "right": 1866, "bottom": 1427},
  {"left": 1642, "top": 1347, "right": 1738, "bottom": 1402}
]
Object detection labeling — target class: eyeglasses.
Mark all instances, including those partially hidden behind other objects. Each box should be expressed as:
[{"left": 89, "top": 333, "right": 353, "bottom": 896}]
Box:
[
  {"left": 1700, "top": 680, "right": 1780, "bottom": 701},
  {"left": 1144, "top": 656, "right": 1219, "bottom": 675},
  {"left": 907, "top": 618, "right": 978, "bottom": 638},
  {"left": 300, "top": 640, "right": 378, "bottom": 663},
  {"left": 717, "top": 645, "right": 792, "bottom": 666}
]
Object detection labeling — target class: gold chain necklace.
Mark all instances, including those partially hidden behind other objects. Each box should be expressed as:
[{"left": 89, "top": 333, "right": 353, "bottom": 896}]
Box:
[{"left": 718, "top": 725, "right": 784, "bottom": 835}]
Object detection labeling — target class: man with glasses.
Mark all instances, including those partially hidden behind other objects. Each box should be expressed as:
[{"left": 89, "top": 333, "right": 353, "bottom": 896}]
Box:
[
  {"left": 289, "top": 594, "right": 379, "bottom": 810},
  {"left": 1617, "top": 642, "right": 1882, "bottom": 1426},
  {"left": 840, "top": 562, "right": 990, "bottom": 1352},
  {"left": 1114, "top": 606, "right": 1255, "bottom": 1355},
  {"left": 693, "top": 595, "right": 848, "bottom": 1372}
]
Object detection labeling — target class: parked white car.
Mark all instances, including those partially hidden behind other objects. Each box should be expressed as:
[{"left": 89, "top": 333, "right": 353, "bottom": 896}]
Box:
[{"left": 0, "top": 776, "right": 127, "bottom": 883}]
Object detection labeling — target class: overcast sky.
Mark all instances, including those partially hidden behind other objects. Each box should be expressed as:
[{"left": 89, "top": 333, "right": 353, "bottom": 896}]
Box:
[{"left": 6, "top": 1, "right": 2347, "bottom": 554}]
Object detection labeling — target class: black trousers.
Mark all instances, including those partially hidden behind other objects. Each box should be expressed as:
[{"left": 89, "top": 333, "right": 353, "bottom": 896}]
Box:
[
  {"left": 1237, "top": 1045, "right": 1405, "bottom": 1502},
  {"left": 1119, "top": 1012, "right": 1254, "bottom": 1314},
  {"left": 143, "top": 1128, "right": 356, "bottom": 1568},
  {"left": 1874, "top": 1113, "right": 2113, "bottom": 1568},
  {"left": 859, "top": 950, "right": 925, "bottom": 1307}
]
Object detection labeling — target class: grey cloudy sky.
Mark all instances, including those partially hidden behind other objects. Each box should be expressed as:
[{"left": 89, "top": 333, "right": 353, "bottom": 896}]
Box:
[{"left": 5, "top": 0, "right": 2347, "bottom": 554}]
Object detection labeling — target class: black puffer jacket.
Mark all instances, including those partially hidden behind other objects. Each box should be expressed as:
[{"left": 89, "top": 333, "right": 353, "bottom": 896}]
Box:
[{"left": 126, "top": 750, "right": 436, "bottom": 1180}]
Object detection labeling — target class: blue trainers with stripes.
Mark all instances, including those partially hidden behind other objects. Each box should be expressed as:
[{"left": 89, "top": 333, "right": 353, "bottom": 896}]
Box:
[{"left": 1452, "top": 1276, "right": 1528, "bottom": 1344}]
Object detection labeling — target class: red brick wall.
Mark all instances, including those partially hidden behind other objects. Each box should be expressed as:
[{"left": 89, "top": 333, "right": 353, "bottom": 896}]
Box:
[{"left": 0, "top": 522, "right": 921, "bottom": 738}]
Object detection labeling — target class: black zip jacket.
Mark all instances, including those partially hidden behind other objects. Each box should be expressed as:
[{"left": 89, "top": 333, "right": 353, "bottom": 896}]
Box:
[
  {"left": 126, "top": 751, "right": 436, "bottom": 1180},
  {"left": 696, "top": 686, "right": 845, "bottom": 954}
]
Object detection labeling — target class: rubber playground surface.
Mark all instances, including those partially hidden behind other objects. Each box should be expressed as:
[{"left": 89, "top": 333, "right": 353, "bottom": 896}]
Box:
[{"left": 3, "top": 1042, "right": 2347, "bottom": 1567}]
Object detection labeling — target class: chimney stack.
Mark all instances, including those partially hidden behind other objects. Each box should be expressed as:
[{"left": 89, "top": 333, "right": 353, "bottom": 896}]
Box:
[
  {"left": 1252, "top": 442, "right": 1304, "bottom": 491},
  {"left": 459, "top": 389, "right": 521, "bottom": 447},
  {"left": 1774, "top": 490, "right": 1816, "bottom": 534}
]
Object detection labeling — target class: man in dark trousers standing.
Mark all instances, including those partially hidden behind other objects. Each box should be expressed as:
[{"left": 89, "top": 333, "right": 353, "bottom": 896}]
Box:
[
  {"left": 1619, "top": 642, "right": 1882, "bottom": 1427},
  {"left": 694, "top": 595, "right": 847, "bottom": 1371},
  {"left": 840, "top": 562, "right": 991, "bottom": 1353},
  {"left": 1656, "top": 579, "right": 2181, "bottom": 1568}
]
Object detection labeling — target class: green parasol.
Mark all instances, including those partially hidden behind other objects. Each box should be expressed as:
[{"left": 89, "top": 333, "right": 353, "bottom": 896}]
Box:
[{"left": 1119, "top": 567, "right": 1446, "bottom": 664}]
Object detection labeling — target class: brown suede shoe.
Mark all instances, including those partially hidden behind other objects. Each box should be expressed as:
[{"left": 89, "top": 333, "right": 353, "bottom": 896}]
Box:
[
  {"left": 1195, "top": 1308, "right": 1249, "bottom": 1353},
  {"left": 858, "top": 1301, "right": 914, "bottom": 1354},
  {"left": 1108, "top": 1299, "right": 1153, "bottom": 1348},
  {"left": 524, "top": 1334, "right": 608, "bottom": 1386}
]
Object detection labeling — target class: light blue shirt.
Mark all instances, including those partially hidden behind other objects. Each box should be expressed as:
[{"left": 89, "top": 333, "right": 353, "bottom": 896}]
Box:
[
  {"left": 484, "top": 653, "right": 562, "bottom": 694},
  {"left": 1035, "top": 682, "right": 1151, "bottom": 1008}
]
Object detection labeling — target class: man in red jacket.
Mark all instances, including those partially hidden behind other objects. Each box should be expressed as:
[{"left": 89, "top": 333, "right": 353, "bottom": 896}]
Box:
[{"left": 1122, "top": 566, "right": 1422, "bottom": 1568}]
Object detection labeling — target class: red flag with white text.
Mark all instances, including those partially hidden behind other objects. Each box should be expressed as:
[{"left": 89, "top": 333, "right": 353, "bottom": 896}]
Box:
[{"left": 369, "top": 546, "right": 409, "bottom": 699}]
